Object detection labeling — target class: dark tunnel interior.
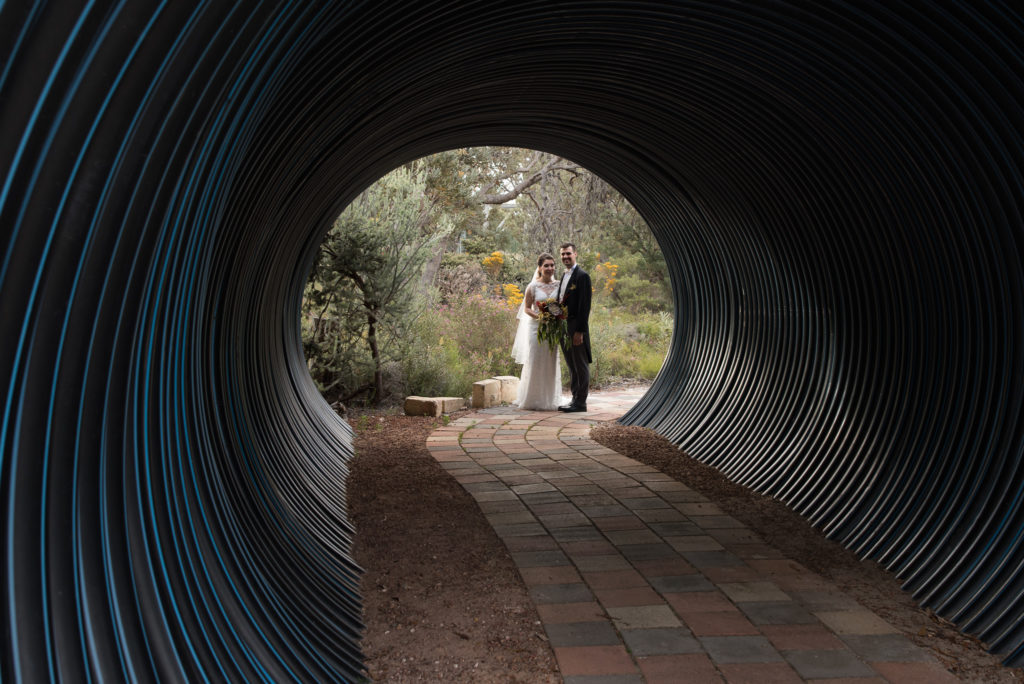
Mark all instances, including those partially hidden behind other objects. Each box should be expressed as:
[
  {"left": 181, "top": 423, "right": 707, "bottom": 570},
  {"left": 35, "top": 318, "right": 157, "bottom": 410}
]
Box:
[{"left": 2, "top": 1, "right": 1024, "bottom": 680}]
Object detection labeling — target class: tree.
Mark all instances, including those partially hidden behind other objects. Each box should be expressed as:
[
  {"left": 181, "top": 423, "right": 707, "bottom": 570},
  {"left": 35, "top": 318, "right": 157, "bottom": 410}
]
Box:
[
  {"left": 304, "top": 162, "right": 450, "bottom": 403},
  {"left": 473, "top": 150, "right": 586, "bottom": 256}
]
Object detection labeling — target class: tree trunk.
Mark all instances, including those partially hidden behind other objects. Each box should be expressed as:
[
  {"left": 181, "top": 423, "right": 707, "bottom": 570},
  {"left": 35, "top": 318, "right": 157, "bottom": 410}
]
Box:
[
  {"left": 420, "top": 231, "right": 453, "bottom": 288},
  {"left": 366, "top": 308, "right": 384, "bottom": 404}
]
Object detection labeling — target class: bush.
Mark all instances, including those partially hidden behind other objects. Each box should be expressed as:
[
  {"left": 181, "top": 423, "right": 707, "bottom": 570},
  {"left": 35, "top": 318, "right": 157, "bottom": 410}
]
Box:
[
  {"left": 593, "top": 252, "right": 671, "bottom": 313},
  {"left": 404, "top": 292, "right": 522, "bottom": 397},
  {"left": 309, "top": 284, "right": 672, "bottom": 404},
  {"left": 435, "top": 260, "right": 489, "bottom": 303},
  {"left": 588, "top": 307, "right": 671, "bottom": 386},
  {"left": 401, "top": 339, "right": 471, "bottom": 397},
  {"left": 608, "top": 273, "right": 670, "bottom": 312},
  {"left": 402, "top": 295, "right": 671, "bottom": 397}
]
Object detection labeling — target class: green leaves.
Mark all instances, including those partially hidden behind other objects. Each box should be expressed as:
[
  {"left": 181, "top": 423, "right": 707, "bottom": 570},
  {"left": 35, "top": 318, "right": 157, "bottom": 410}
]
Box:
[{"left": 303, "top": 161, "right": 450, "bottom": 404}]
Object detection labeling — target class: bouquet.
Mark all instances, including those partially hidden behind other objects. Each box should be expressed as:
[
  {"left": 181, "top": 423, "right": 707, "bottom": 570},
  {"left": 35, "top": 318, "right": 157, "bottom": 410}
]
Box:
[{"left": 536, "top": 298, "right": 568, "bottom": 351}]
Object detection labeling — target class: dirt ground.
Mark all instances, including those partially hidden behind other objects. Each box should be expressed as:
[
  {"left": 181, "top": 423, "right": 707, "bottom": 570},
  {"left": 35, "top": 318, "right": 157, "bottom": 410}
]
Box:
[
  {"left": 348, "top": 409, "right": 1023, "bottom": 682},
  {"left": 349, "top": 410, "right": 559, "bottom": 683}
]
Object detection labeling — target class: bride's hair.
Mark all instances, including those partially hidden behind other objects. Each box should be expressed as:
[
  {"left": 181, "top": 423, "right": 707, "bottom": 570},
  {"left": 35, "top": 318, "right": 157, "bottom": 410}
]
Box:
[{"left": 534, "top": 252, "right": 555, "bottom": 280}]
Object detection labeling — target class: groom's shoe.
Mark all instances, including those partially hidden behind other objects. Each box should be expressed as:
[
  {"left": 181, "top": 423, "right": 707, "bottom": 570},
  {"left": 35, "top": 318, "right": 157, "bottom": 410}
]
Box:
[{"left": 562, "top": 405, "right": 587, "bottom": 413}]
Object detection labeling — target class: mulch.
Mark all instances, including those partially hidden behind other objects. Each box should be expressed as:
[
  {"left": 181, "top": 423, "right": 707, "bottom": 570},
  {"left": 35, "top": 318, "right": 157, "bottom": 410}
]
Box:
[{"left": 349, "top": 411, "right": 558, "bottom": 682}]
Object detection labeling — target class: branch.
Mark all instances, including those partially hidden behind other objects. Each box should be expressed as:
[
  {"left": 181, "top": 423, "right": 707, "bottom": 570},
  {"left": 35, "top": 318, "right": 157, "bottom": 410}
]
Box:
[
  {"left": 313, "top": 290, "right": 336, "bottom": 338},
  {"left": 341, "top": 269, "right": 367, "bottom": 292},
  {"left": 476, "top": 150, "right": 543, "bottom": 197},
  {"left": 476, "top": 156, "right": 581, "bottom": 205}
]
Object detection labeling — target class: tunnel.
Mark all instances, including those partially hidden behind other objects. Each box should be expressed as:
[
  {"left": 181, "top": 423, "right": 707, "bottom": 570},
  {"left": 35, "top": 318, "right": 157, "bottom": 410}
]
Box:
[{"left": 2, "top": 1, "right": 1024, "bottom": 680}]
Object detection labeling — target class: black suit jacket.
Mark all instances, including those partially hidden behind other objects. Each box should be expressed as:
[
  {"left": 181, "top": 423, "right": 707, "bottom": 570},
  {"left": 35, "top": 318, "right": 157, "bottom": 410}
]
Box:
[{"left": 560, "top": 265, "right": 593, "bottom": 363}]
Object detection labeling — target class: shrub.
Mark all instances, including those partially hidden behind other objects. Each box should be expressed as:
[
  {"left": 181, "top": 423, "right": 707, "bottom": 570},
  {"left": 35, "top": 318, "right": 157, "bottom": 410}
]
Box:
[
  {"left": 593, "top": 260, "right": 619, "bottom": 294},
  {"left": 609, "top": 273, "right": 670, "bottom": 312},
  {"left": 325, "top": 284, "right": 672, "bottom": 402},
  {"left": 596, "top": 252, "right": 671, "bottom": 313},
  {"left": 481, "top": 250, "right": 504, "bottom": 277},
  {"left": 501, "top": 283, "right": 524, "bottom": 310},
  {"left": 588, "top": 306, "right": 671, "bottom": 386},
  {"left": 404, "top": 292, "right": 521, "bottom": 397},
  {"left": 435, "top": 261, "right": 489, "bottom": 302},
  {"left": 402, "top": 338, "right": 472, "bottom": 397}
]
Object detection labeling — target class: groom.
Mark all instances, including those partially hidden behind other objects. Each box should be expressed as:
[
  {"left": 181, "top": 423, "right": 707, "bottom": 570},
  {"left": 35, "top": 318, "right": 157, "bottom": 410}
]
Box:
[{"left": 557, "top": 242, "right": 592, "bottom": 412}]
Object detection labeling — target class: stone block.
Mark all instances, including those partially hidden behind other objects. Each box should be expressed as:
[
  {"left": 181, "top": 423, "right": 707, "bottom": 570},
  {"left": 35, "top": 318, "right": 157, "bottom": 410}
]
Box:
[
  {"left": 439, "top": 396, "right": 466, "bottom": 413},
  {"left": 472, "top": 378, "right": 501, "bottom": 408},
  {"left": 404, "top": 396, "right": 442, "bottom": 417},
  {"left": 492, "top": 375, "right": 520, "bottom": 402},
  {"left": 404, "top": 396, "right": 465, "bottom": 416}
]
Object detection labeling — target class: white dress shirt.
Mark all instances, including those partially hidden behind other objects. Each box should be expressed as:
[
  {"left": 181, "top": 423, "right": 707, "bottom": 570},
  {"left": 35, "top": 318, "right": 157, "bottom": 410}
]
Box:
[{"left": 559, "top": 264, "right": 576, "bottom": 301}]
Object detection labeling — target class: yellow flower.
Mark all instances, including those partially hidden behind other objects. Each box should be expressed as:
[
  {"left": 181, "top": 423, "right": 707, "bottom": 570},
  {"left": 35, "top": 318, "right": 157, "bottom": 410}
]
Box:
[
  {"left": 595, "top": 260, "right": 619, "bottom": 293},
  {"left": 482, "top": 251, "right": 504, "bottom": 276},
  {"left": 502, "top": 283, "right": 524, "bottom": 310}
]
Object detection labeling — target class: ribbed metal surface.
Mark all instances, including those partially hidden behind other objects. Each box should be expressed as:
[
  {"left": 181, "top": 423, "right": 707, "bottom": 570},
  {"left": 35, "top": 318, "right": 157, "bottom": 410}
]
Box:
[{"left": 2, "top": 1, "right": 1023, "bottom": 679}]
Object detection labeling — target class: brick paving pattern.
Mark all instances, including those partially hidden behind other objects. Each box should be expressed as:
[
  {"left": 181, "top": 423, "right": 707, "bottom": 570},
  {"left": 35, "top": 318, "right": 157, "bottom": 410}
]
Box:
[{"left": 426, "top": 389, "right": 961, "bottom": 682}]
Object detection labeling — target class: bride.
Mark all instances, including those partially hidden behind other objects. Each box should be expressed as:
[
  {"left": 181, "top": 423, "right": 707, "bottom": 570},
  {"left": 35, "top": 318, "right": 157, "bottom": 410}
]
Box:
[{"left": 511, "top": 253, "right": 563, "bottom": 410}]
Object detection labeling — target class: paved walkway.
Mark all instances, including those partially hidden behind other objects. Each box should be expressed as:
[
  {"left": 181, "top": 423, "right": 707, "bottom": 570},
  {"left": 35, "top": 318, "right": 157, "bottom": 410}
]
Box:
[{"left": 426, "top": 389, "right": 959, "bottom": 683}]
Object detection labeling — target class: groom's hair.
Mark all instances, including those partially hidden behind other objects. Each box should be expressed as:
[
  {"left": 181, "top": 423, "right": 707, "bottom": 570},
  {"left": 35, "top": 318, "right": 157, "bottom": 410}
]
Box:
[{"left": 560, "top": 242, "right": 577, "bottom": 252}]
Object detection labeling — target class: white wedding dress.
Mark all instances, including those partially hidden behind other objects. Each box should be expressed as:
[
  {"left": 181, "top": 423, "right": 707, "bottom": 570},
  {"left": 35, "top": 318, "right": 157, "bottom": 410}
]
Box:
[{"left": 511, "top": 280, "right": 563, "bottom": 410}]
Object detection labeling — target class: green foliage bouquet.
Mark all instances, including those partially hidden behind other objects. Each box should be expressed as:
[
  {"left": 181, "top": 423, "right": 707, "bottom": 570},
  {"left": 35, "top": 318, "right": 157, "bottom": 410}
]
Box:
[{"left": 536, "top": 298, "right": 568, "bottom": 351}]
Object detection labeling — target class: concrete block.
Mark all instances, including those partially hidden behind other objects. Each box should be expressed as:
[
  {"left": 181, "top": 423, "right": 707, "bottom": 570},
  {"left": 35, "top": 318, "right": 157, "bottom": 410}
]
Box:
[
  {"left": 492, "top": 375, "right": 520, "bottom": 403},
  {"left": 439, "top": 396, "right": 466, "bottom": 413},
  {"left": 404, "top": 396, "right": 442, "bottom": 417},
  {"left": 472, "top": 378, "right": 501, "bottom": 408}
]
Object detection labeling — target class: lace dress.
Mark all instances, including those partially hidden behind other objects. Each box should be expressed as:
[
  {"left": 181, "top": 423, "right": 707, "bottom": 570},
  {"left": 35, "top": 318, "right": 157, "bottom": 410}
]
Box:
[{"left": 512, "top": 280, "right": 563, "bottom": 410}]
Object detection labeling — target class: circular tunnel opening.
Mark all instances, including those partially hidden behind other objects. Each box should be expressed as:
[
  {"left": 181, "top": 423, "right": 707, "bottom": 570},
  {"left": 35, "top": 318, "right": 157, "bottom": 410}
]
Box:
[{"left": 300, "top": 146, "right": 672, "bottom": 410}]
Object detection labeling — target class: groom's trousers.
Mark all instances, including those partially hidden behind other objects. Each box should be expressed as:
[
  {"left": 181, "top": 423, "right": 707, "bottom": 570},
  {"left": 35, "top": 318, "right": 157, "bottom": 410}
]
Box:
[{"left": 562, "top": 339, "right": 590, "bottom": 407}]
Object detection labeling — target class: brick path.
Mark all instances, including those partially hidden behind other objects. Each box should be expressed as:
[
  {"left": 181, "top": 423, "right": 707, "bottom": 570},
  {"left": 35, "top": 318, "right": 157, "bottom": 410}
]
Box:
[{"left": 426, "top": 389, "right": 960, "bottom": 683}]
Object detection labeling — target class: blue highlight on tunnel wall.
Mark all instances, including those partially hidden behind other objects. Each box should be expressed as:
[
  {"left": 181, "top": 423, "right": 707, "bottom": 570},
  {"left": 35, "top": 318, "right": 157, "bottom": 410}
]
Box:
[{"left": 2, "top": 0, "right": 1024, "bottom": 680}]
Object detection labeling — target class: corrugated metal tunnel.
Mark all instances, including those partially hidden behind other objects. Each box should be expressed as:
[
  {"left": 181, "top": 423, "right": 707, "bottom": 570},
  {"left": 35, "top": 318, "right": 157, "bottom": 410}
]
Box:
[{"left": 2, "top": 1, "right": 1023, "bottom": 680}]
